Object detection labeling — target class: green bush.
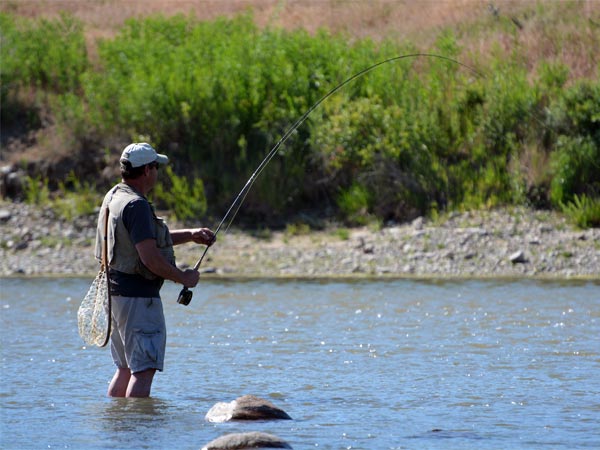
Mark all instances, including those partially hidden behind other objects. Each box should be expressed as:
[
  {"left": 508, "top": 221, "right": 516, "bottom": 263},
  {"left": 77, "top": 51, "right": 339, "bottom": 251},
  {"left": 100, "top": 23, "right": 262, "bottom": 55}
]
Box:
[
  {"left": 0, "top": 12, "right": 87, "bottom": 93},
  {"left": 550, "top": 135, "right": 599, "bottom": 205},
  {"left": 1, "top": 12, "right": 88, "bottom": 141},
  {"left": 23, "top": 175, "right": 51, "bottom": 205},
  {"left": 561, "top": 194, "right": 600, "bottom": 228},
  {"left": 54, "top": 173, "right": 101, "bottom": 220},
  {"left": 337, "top": 182, "right": 372, "bottom": 225},
  {"left": 22, "top": 172, "right": 100, "bottom": 220},
  {"left": 4, "top": 11, "right": 600, "bottom": 228},
  {"left": 548, "top": 81, "right": 600, "bottom": 207},
  {"left": 152, "top": 166, "right": 208, "bottom": 222}
]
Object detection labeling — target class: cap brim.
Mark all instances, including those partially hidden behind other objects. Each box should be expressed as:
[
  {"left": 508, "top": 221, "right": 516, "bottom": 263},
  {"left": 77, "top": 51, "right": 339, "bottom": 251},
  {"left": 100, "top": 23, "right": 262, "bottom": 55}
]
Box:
[{"left": 155, "top": 154, "right": 169, "bottom": 165}]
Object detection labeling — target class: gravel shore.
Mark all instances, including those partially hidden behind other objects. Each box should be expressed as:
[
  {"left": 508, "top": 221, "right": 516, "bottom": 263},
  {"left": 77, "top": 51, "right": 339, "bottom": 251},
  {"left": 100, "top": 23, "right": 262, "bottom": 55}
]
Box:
[{"left": 1, "top": 201, "right": 599, "bottom": 279}]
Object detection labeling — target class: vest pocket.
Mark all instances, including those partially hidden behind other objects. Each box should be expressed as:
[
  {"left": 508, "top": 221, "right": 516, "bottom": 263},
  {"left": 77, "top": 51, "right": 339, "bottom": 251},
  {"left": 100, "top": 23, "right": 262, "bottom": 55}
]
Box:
[{"left": 154, "top": 215, "right": 176, "bottom": 265}]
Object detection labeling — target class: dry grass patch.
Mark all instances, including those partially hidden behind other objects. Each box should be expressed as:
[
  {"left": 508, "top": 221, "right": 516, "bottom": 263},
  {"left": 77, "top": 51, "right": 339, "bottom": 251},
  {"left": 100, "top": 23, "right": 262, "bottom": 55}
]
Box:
[{"left": 3, "top": 1, "right": 598, "bottom": 80}]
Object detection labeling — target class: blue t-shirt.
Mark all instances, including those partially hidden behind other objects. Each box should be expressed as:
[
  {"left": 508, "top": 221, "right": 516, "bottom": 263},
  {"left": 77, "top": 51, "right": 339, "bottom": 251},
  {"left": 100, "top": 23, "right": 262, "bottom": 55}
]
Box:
[{"left": 109, "top": 198, "right": 164, "bottom": 297}]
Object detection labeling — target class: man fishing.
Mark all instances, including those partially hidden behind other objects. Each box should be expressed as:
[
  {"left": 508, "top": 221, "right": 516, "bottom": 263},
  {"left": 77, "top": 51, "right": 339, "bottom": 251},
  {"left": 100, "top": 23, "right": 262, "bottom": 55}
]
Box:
[{"left": 95, "top": 142, "right": 215, "bottom": 397}]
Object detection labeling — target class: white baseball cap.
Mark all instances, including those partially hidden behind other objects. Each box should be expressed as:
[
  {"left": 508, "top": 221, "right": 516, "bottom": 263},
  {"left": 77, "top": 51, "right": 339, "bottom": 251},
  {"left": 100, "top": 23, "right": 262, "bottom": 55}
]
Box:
[{"left": 120, "top": 143, "right": 169, "bottom": 168}]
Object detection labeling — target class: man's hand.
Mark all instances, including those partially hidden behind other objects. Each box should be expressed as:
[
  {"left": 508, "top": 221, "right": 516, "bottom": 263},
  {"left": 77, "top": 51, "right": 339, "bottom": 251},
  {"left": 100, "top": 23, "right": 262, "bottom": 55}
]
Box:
[
  {"left": 136, "top": 239, "right": 200, "bottom": 287},
  {"left": 191, "top": 228, "right": 216, "bottom": 246},
  {"left": 180, "top": 269, "right": 200, "bottom": 288}
]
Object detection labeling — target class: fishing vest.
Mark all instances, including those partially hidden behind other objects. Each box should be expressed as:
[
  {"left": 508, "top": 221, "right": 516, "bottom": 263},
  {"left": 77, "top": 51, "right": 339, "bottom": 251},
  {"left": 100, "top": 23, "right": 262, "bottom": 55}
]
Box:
[{"left": 95, "top": 183, "right": 175, "bottom": 280}]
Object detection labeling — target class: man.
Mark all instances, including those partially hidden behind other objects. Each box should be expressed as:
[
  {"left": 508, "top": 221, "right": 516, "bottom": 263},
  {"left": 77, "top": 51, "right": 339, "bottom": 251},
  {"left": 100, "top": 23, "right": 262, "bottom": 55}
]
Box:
[{"left": 95, "top": 142, "right": 215, "bottom": 398}]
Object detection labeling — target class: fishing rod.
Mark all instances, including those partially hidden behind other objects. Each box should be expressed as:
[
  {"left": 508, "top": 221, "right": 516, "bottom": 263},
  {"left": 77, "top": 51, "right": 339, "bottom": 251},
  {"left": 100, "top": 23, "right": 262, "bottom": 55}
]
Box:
[{"left": 177, "top": 53, "right": 482, "bottom": 305}]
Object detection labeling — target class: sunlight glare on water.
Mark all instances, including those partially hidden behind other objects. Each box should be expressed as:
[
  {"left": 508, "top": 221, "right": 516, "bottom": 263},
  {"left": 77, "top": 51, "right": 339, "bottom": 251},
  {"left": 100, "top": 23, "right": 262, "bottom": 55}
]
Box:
[{"left": 1, "top": 277, "right": 599, "bottom": 449}]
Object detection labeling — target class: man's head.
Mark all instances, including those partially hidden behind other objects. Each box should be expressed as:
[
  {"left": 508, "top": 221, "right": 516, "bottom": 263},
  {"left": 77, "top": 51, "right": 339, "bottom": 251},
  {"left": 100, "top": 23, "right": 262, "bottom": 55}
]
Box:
[{"left": 120, "top": 143, "right": 168, "bottom": 180}]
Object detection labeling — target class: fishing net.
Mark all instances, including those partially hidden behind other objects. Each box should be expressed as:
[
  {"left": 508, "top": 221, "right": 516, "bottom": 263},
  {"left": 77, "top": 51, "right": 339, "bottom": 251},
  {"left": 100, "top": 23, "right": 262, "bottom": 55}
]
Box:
[
  {"left": 78, "top": 205, "right": 111, "bottom": 347},
  {"left": 77, "top": 267, "right": 111, "bottom": 347}
]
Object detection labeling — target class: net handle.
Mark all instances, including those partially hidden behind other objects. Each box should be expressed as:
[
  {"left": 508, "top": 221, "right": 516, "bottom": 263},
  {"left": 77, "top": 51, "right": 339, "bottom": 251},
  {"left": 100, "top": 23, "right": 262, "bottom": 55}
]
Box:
[
  {"left": 100, "top": 206, "right": 112, "bottom": 348},
  {"left": 101, "top": 207, "right": 109, "bottom": 268}
]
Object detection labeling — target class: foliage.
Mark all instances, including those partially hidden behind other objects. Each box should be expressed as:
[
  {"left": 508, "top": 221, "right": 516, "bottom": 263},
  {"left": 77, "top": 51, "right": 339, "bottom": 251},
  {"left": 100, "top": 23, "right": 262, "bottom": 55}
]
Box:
[
  {"left": 54, "top": 173, "right": 101, "bottom": 220},
  {"left": 335, "top": 228, "right": 350, "bottom": 241},
  {"left": 22, "top": 172, "right": 100, "bottom": 221},
  {"left": 550, "top": 135, "right": 599, "bottom": 205},
  {"left": 548, "top": 81, "right": 600, "bottom": 206},
  {"left": 336, "top": 182, "right": 372, "bottom": 225},
  {"left": 2, "top": 11, "right": 599, "bottom": 227},
  {"left": 0, "top": 12, "right": 87, "bottom": 93},
  {"left": 285, "top": 222, "right": 311, "bottom": 236},
  {"left": 561, "top": 194, "right": 600, "bottom": 229},
  {"left": 1, "top": 12, "right": 88, "bottom": 141},
  {"left": 23, "top": 176, "right": 51, "bottom": 206},
  {"left": 152, "top": 166, "right": 207, "bottom": 222}
]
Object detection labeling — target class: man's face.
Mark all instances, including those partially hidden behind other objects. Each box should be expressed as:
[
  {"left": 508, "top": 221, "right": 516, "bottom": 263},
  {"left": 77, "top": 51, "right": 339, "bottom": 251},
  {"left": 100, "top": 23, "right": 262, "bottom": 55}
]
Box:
[{"left": 147, "top": 161, "right": 160, "bottom": 188}]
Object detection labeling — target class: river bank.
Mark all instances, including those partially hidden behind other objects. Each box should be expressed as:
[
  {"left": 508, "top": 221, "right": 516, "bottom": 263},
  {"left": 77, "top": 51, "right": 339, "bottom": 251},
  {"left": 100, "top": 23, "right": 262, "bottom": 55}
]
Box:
[{"left": 1, "top": 201, "right": 599, "bottom": 279}]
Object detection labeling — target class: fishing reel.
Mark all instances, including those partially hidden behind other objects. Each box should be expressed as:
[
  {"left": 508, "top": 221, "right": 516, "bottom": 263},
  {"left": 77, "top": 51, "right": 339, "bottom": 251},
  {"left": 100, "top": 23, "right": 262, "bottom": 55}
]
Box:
[{"left": 177, "top": 286, "right": 193, "bottom": 306}]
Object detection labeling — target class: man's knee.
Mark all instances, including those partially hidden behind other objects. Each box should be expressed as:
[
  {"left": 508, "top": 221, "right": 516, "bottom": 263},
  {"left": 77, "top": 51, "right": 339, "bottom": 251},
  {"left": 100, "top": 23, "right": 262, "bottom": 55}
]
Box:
[
  {"left": 107, "top": 368, "right": 131, "bottom": 397},
  {"left": 127, "top": 369, "right": 156, "bottom": 397}
]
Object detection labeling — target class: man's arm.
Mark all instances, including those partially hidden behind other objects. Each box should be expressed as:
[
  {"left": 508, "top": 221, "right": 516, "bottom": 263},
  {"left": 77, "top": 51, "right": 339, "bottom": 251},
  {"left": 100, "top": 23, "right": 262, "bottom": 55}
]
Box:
[
  {"left": 170, "top": 228, "right": 216, "bottom": 246},
  {"left": 135, "top": 239, "right": 199, "bottom": 287}
]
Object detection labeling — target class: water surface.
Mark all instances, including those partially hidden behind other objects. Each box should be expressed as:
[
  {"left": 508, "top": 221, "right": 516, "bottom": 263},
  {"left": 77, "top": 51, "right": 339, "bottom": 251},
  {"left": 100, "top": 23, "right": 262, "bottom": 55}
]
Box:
[{"left": 1, "top": 278, "right": 599, "bottom": 449}]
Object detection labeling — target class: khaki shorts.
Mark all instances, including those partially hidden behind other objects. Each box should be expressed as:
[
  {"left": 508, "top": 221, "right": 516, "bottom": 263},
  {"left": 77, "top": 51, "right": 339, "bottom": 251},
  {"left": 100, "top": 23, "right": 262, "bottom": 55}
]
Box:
[{"left": 110, "top": 296, "right": 166, "bottom": 373}]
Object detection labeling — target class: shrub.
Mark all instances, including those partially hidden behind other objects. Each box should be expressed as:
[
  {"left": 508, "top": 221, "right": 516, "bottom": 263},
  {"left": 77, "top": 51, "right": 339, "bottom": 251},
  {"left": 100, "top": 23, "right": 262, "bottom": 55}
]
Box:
[
  {"left": 337, "top": 183, "right": 372, "bottom": 225},
  {"left": 548, "top": 80, "right": 600, "bottom": 206},
  {"left": 4, "top": 11, "right": 599, "bottom": 228},
  {"left": 0, "top": 12, "right": 87, "bottom": 93},
  {"left": 152, "top": 166, "right": 208, "bottom": 222},
  {"left": 23, "top": 175, "right": 51, "bottom": 205},
  {"left": 561, "top": 194, "right": 600, "bottom": 228},
  {"left": 550, "top": 135, "right": 599, "bottom": 205},
  {"left": 54, "top": 173, "right": 101, "bottom": 220}
]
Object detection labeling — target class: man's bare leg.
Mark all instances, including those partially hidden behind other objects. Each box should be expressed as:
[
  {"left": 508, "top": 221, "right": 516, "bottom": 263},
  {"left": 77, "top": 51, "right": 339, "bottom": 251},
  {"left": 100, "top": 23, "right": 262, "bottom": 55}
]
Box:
[
  {"left": 126, "top": 369, "right": 156, "bottom": 398},
  {"left": 107, "top": 368, "right": 131, "bottom": 397}
]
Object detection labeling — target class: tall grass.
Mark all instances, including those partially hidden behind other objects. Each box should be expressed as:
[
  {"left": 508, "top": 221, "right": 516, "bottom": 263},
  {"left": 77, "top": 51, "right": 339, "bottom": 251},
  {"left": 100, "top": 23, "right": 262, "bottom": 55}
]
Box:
[{"left": 2, "top": 11, "right": 599, "bottom": 227}]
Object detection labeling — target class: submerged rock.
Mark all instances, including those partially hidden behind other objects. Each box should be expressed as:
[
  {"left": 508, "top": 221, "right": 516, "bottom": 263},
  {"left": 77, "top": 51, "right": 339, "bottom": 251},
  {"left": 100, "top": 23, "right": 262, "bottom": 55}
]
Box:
[
  {"left": 205, "top": 395, "right": 292, "bottom": 423},
  {"left": 201, "top": 431, "right": 292, "bottom": 449}
]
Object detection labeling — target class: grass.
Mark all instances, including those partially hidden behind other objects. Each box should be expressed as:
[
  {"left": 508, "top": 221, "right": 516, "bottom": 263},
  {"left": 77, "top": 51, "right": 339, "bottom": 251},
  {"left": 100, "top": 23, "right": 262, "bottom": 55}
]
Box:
[
  {"left": 335, "top": 228, "right": 350, "bottom": 241},
  {"left": 561, "top": 194, "right": 600, "bottom": 228},
  {"left": 285, "top": 222, "right": 311, "bottom": 236}
]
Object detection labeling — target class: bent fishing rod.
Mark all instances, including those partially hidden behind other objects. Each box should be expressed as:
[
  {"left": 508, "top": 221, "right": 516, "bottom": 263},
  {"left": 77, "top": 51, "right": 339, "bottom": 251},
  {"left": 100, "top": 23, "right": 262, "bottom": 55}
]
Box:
[{"left": 177, "top": 53, "right": 482, "bottom": 305}]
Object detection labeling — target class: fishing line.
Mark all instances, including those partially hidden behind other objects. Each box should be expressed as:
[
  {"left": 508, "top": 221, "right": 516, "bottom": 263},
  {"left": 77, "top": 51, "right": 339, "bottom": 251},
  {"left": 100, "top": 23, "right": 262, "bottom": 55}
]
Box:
[{"left": 177, "top": 53, "right": 482, "bottom": 305}]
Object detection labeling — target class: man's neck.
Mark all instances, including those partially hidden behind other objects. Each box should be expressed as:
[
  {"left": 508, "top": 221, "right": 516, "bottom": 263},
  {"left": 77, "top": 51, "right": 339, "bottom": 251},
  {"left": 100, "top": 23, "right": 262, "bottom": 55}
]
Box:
[{"left": 122, "top": 179, "right": 148, "bottom": 196}]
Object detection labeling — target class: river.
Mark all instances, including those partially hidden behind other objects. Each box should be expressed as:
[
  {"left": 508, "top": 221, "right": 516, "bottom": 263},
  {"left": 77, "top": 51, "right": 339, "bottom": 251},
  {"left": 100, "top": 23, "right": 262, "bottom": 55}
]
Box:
[{"left": 1, "top": 277, "right": 599, "bottom": 449}]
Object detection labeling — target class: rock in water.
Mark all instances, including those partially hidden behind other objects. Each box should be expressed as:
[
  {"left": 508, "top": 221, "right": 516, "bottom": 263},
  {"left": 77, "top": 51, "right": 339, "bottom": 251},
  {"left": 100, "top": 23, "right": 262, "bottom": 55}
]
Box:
[
  {"left": 201, "top": 431, "right": 292, "bottom": 450},
  {"left": 205, "top": 395, "right": 292, "bottom": 423}
]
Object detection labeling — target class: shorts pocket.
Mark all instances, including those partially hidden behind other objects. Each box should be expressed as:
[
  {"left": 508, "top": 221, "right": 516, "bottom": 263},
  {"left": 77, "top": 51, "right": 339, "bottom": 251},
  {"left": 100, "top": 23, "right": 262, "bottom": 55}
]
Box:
[{"left": 132, "top": 329, "right": 162, "bottom": 362}]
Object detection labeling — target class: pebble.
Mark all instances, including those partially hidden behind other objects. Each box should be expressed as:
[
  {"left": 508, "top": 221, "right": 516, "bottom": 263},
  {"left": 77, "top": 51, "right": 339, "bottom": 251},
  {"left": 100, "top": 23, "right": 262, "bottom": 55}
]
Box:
[{"left": 1, "top": 201, "right": 599, "bottom": 279}]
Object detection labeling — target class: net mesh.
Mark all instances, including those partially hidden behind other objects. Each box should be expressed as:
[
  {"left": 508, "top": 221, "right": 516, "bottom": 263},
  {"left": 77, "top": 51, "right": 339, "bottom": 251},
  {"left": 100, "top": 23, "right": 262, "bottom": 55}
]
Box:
[{"left": 77, "top": 269, "right": 111, "bottom": 347}]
